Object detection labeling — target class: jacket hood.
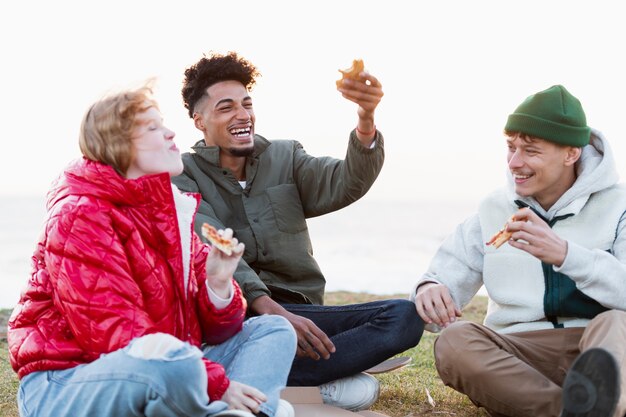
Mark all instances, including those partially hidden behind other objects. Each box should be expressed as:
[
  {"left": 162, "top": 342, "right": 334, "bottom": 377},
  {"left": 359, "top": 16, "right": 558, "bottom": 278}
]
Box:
[
  {"left": 507, "top": 128, "right": 619, "bottom": 218},
  {"left": 47, "top": 158, "right": 173, "bottom": 210}
]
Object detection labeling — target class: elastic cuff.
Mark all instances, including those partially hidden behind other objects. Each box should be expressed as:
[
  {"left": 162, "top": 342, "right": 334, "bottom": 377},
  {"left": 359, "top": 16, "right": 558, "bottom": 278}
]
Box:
[
  {"left": 207, "top": 281, "right": 234, "bottom": 309},
  {"left": 349, "top": 130, "right": 382, "bottom": 153},
  {"left": 245, "top": 288, "right": 271, "bottom": 306}
]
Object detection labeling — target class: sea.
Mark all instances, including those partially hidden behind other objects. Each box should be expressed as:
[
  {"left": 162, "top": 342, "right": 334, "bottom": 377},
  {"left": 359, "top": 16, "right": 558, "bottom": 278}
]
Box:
[{"left": 0, "top": 196, "right": 482, "bottom": 310}]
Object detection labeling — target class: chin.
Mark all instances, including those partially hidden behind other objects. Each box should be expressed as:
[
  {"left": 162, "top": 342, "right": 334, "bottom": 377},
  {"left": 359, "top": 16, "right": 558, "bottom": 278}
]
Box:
[
  {"left": 229, "top": 145, "right": 255, "bottom": 157},
  {"left": 514, "top": 187, "right": 533, "bottom": 198},
  {"left": 169, "top": 164, "right": 184, "bottom": 177}
]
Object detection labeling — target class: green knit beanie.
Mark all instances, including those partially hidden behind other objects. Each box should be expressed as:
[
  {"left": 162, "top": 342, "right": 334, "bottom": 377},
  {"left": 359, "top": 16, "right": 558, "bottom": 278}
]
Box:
[{"left": 505, "top": 85, "right": 591, "bottom": 147}]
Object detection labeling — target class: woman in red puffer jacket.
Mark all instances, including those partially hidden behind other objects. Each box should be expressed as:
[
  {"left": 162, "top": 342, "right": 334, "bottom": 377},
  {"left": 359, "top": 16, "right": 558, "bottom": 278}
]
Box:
[{"left": 7, "top": 83, "right": 296, "bottom": 417}]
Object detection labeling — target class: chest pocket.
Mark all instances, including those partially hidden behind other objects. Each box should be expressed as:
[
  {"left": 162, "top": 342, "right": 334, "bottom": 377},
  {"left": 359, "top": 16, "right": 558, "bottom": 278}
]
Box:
[{"left": 266, "top": 184, "right": 307, "bottom": 234}]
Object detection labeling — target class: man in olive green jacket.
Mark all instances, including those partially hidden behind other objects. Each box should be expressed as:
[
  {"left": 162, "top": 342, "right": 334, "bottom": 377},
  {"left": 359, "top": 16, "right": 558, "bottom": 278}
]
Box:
[{"left": 173, "top": 52, "right": 423, "bottom": 411}]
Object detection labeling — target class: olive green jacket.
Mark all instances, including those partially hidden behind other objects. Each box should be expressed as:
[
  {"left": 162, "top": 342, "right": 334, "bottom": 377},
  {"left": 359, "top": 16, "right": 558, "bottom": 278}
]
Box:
[{"left": 172, "top": 130, "right": 384, "bottom": 305}]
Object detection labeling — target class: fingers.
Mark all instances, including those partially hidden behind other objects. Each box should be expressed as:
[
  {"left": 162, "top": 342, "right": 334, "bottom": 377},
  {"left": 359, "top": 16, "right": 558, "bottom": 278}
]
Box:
[
  {"left": 297, "top": 327, "right": 335, "bottom": 360},
  {"left": 212, "top": 228, "right": 245, "bottom": 258},
  {"left": 224, "top": 382, "right": 267, "bottom": 413},
  {"left": 231, "top": 242, "right": 245, "bottom": 256},
  {"left": 296, "top": 328, "right": 334, "bottom": 360},
  {"left": 288, "top": 315, "right": 335, "bottom": 360},
  {"left": 219, "top": 227, "right": 234, "bottom": 239},
  {"left": 415, "top": 284, "right": 460, "bottom": 328},
  {"left": 337, "top": 73, "right": 384, "bottom": 109},
  {"left": 505, "top": 211, "right": 568, "bottom": 265},
  {"left": 234, "top": 396, "right": 261, "bottom": 413},
  {"left": 241, "top": 385, "right": 267, "bottom": 408}
]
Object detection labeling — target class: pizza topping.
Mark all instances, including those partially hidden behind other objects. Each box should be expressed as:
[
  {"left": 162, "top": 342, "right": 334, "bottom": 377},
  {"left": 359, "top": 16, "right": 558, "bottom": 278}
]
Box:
[{"left": 201, "top": 223, "right": 237, "bottom": 255}]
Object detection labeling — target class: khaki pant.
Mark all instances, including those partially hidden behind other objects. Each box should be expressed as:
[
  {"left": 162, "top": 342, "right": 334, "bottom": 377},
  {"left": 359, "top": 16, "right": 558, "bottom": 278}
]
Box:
[{"left": 434, "top": 310, "right": 626, "bottom": 417}]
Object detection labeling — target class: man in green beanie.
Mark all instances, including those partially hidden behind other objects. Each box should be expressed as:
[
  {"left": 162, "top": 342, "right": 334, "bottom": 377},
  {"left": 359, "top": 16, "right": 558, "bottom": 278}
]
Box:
[{"left": 412, "top": 85, "right": 626, "bottom": 417}]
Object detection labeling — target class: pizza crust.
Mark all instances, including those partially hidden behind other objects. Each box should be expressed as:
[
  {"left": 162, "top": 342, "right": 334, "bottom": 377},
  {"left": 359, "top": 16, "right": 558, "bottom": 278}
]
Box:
[
  {"left": 486, "top": 214, "right": 516, "bottom": 249},
  {"left": 336, "top": 59, "right": 365, "bottom": 88},
  {"left": 486, "top": 228, "right": 513, "bottom": 249}
]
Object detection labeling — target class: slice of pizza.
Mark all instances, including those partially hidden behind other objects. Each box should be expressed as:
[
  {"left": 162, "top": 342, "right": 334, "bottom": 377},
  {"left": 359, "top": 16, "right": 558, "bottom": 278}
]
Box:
[
  {"left": 336, "top": 59, "right": 365, "bottom": 88},
  {"left": 486, "top": 227, "right": 513, "bottom": 249},
  {"left": 486, "top": 214, "right": 516, "bottom": 249},
  {"left": 201, "top": 223, "right": 237, "bottom": 256}
]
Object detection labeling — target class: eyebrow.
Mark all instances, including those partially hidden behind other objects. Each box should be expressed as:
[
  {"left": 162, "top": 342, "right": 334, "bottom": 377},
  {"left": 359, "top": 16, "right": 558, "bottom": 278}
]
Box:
[
  {"left": 214, "top": 96, "right": 252, "bottom": 108},
  {"left": 214, "top": 98, "right": 235, "bottom": 108}
]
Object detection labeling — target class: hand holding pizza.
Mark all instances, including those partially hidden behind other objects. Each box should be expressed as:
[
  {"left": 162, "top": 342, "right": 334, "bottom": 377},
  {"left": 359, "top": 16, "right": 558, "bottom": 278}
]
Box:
[
  {"left": 335, "top": 59, "right": 383, "bottom": 143},
  {"left": 505, "top": 208, "right": 568, "bottom": 266},
  {"left": 203, "top": 224, "right": 245, "bottom": 298}
]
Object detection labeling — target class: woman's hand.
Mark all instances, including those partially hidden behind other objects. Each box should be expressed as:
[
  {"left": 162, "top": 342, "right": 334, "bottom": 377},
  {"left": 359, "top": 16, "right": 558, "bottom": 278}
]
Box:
[
  {"left": 221, "top": 380, "right": 266, "bottom": 413},
  {"left": 205, "top": 228, "right": 244, "bottom": 298}
]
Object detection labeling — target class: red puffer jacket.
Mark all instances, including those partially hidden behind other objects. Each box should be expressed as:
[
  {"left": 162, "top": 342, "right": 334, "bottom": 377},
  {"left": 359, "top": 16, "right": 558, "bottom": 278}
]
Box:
[{"left": 8, "top": 158, "right": 245, "bottom": 400}]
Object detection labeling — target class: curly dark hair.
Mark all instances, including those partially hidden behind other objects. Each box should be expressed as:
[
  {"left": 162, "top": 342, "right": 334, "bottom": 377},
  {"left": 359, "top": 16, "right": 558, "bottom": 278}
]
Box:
[{"left": 182, "top": 51, "right": 261, "bottom": 118}]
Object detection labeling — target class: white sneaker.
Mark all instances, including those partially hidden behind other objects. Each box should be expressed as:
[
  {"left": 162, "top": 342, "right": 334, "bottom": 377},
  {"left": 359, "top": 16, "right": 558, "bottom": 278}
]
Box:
[
  {"left": 275, "top": 399, "right": 295, "bottom": 417},
  {"left": 319, "top": 373, "right": 380, "bottom": 411}
]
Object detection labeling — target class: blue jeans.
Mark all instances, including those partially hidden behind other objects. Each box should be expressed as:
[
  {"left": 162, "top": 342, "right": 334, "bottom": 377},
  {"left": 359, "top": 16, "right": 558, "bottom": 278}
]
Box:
[
  {"left": 17, "top": 315, "right": 296, "bottom": 417},
  {"left": 283, "top": 299, "right": 424, "bottom": 386}
]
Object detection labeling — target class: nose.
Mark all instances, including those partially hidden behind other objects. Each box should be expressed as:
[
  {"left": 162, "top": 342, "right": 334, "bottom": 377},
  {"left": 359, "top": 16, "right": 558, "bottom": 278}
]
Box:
[
  {"left": 508, "top": 149, "right": 523, "bottom": 169},
  {"left": 236, "top": 106, "right": 251, "bottom": 121},
  {"left": 165, "top": 127, "right": 176, "bottom": 140}
]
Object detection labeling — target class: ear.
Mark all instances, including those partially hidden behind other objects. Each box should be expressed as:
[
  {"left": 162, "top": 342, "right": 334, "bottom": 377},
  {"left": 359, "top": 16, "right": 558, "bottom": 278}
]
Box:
[
  {"left": 193, "top": 113, "right": 205, "bottom": 132},
  {"left": 564, "top": 146, "right": 582, "bottom": 166}
]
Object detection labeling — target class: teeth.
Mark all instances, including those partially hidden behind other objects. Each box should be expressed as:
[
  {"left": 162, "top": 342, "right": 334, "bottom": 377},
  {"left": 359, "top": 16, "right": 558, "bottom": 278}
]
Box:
[
  {"left": 514, "top": 174, "right": 531, "bottom": 179},
  {"left": 230, "top": 127, "right": 251, "bottom": 137}
]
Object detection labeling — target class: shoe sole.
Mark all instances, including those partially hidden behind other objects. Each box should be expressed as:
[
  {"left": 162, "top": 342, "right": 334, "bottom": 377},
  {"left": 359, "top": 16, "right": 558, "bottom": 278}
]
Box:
[
  {"left": 561, "top": 348, "right": 619, "bottom": 417},
  {"left": 365, "top": 356, "right": 412, "bottom": 374}
]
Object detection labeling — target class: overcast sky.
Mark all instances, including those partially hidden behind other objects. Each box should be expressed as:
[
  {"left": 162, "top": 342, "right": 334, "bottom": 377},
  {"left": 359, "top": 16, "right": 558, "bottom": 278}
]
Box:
[{"left": 2, "top": 0, "right": 626, "bottom": 205}]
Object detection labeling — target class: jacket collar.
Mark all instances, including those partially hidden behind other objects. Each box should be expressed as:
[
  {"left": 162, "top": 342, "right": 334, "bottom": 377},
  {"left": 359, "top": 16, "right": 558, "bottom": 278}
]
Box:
[{"left": 48, "top": 158, "right": 174, "bottom": 210}]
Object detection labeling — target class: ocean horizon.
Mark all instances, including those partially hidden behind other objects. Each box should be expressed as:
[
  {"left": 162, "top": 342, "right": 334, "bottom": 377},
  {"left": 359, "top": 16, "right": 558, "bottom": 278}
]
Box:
[{"left": 0, "top": 195, "right": 481, "bottom": 310}]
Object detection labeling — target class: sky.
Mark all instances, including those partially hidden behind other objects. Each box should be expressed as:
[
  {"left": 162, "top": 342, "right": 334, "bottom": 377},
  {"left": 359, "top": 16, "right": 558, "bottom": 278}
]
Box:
[{"left": 2, "top": 0, "right": 626, "bottom": 207}]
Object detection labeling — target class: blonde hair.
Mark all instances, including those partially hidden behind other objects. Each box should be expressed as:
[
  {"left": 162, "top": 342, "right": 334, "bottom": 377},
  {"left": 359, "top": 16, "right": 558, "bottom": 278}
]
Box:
[{"left": 79, "top": 82, "right": 158, "bottom": 175}]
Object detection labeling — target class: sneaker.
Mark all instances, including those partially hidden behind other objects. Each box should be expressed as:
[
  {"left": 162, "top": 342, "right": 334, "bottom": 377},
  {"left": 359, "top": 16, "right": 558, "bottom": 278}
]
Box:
[
  {"left": 561, "top": 348, "right": 620, "bottom": 417},
  {"left": 275, "top": 399, "right": 295, "bottom": 417},
  {"left": 319, "top": 373, "right": 380, "bottom": 411}
]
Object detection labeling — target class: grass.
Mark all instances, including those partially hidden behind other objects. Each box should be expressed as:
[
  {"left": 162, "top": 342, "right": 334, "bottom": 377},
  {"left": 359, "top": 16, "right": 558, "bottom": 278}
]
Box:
[
  {"left": 1, "top": 309, "right": 18, "bottom": 417},
  {"left": 325, "top": 292, "right": 489, "bottom": 417},
  {"left": 0, "top": 293, "right": 489, "bottom": 417}
]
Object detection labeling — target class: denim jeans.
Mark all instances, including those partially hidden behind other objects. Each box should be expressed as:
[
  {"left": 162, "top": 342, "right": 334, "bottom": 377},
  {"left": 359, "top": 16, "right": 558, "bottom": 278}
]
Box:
[
  {"left": 283, "top": 299, "right": 424, "bottom": 386},
  {"left": 17, "top": 315, "right": 296, "bottom": 417}
]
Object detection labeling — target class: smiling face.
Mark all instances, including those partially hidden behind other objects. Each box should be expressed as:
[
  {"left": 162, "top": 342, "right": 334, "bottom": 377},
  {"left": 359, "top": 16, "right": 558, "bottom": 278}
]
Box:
[
  {"left": 506, "top": 133, "right": 581, "bottom": 210},
  {"left": 125, "top": 106, "right": 182, "bottom": 179},
  {"left": 193, "top": 80, "right": 255, "bottom": 158}
]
